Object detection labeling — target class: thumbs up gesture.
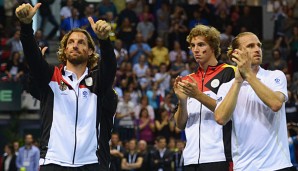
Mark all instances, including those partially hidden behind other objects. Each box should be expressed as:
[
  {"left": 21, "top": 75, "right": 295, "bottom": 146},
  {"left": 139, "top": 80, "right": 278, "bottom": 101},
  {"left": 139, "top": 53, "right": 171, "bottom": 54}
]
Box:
[
  {"left": 88, "top": 17, "right": 111, "bottom": 40},
  {"left": 15, "top": 3, "right": 41, "bottom": 24}
]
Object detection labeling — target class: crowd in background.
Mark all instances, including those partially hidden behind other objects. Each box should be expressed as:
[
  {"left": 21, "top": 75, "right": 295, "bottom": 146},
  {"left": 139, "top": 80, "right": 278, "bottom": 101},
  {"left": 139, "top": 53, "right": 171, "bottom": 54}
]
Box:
[{"left": 0, "top": 0, "right": 298, "bottom": 170}]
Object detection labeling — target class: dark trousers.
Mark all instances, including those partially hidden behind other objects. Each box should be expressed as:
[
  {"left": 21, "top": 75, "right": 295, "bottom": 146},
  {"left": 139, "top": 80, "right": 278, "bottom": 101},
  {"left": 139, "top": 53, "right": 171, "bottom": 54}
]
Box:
[
  {"left": 276, "top": 167, "right": 297, "bottom": 171},
  {"left": 40, "top": 163, "right": 99, "bottom": 171},
  {"left": 184, "top": 161, "right": 229, "bottom": 171}
]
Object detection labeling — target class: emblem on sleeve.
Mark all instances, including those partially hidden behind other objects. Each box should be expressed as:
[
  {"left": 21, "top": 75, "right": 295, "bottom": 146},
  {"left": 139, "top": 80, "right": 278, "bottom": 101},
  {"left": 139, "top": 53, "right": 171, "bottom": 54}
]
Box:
[
  {"left": 274, "top": 78, "right": 280, "bottom": 84},
  {"left": 211, "top": 79, "right": 220, "bottom": 88}
]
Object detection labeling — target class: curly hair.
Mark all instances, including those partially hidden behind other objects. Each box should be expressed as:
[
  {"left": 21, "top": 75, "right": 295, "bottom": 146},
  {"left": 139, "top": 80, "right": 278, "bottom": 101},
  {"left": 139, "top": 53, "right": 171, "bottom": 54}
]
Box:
[
  {"left": 227, "top": 32, "right": 255, "bottom": 60},
  {"left": 186, "top": 24, "right": 221, "bottom": 58},
  {"left": 57, "top": 28, "right": 99, "bottom": 69}
]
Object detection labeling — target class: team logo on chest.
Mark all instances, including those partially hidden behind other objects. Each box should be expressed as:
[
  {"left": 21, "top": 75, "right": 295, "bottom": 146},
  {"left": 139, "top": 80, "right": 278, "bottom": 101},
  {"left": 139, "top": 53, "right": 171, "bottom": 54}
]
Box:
[
  {"left": 59, "top": 80, "right": 67, "bottom": 91},
  {"left": 211, "top": 79, "right": 220, "bottom": 88}
]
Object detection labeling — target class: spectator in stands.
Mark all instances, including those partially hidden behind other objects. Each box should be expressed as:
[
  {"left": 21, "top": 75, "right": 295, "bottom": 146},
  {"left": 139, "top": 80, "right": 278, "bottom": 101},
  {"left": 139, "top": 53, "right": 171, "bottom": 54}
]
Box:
[
  {"left": 287, "top": 122, "right": 298, "bottom": 170},
  {"left": 150, "top": 37, "right": 169, "bottom": 67},
  {"left": 286, "top": 90, "right": 298, "bottom": 123},
  {"left": 117, "top": 1, "right": 138, "bottom": 29},
  {"left": 121, "top": 138, "right": 143, "bottom": 171},
  {"left": 154, "top": 63, "right": 171, "bottom": 97},
  {"left": 169, "top": 53, "right": 186, "bottom": 78},
  {"left": 80, "top": 4, "right": 98, "bottom": 41},
  {"left": 129, "top": 33, "right": 151, "bottom": 66},
  {"left": 288, "top": 26, "right": 298, "bottom": 74},
  {"left": 135, "top": 107, "right": 155, "bottom": 144},
  {"left": 137, "top": 140, "right": 151, "bottom": 171},
  {"left": 138, "top": 4, "right": 154, "bottom": 22},
  {"left": 116, "top": 91, "right": 136, "bottom": 142},
  {"left": 151, "top": 136, "right": 172, "bottom": 171},
  {"left": 156, "top": 2, "right": 170, "bottom": 47},
  {"left": 97, "top": 0, "right": 117, "bottom": 20},
  {"left": 16, "top": 134, "right": 39, "bottom": 171},
  {"left": 34, "top": 29, "right": 49, "bottom": 55},
  {"left": 136, "top": 12, "right": 155, "bottom": 44},
  {"left": 38, "top": 0, "right": 59, "bottom": 40},
  {"left": 188, "top": 10, "right": 209, "bottom": 29},
  {"left": 117, "top": 17, "right": 137, "bottom": 50},
  {"left": 268, "top": 49, "right": 288, "bottom": 73},
  {"left": 5, "top": 30, "right": 23, "bottom": 61},
  {"left": 172, "top": 139, "right": 185, "bottom": 171},
  {"left": 110, "top": 132, "right": 125, "bottom": 171},
  {"left": 155, "top": 108, "right": 174, "bottom": 142},
  {"left": 60, "top": 7, "right": 81, "bottom": 37},
  {"left": 169, "top": 40, "right": 188, "bottom": 63},
  {"left": 1, "top": 143, "right": 17, "bottom": 171},
  {"left": 133, "top": 54, "right": 149, "bottom": 80},
  {"left": 114, "top": 39, "right": 128, "bottom": 68},
  {"left": 73, "top": 0, "right": 87, "bottom": 19},
  {"left": 4, "top": 51, "right": 25, "bottom": 82},
  {"left": 3, "top": 0, "right": 18, "bottom": 32},
  {"left": 60, "top": 0, "right": 73, "bottom": 20}
]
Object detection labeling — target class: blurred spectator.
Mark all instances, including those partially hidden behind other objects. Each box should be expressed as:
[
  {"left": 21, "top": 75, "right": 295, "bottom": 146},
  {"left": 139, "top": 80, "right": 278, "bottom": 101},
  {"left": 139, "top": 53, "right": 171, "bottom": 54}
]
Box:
[
  {"left": 146, "top": 81, "right": 162, "bottom": 116},
  {"left": 116, "top": 91, "right": 136, "bottom": 142},
  {"left": 138, "top": 4, "right": 154, "bottom": 22},
  {"left": 117, "top": 17, "right": 137, "bottom": 50},
  {"left": 3, "top": 0, "right": 18, "bottom": 32},
  {"left": 197, "top": 0, "right": 215, "bottom": 25},
  {"left": 114, "top": 39, "right": 128, "bottom": 68},
  {"left": 137, "top": 140, "right": 151, "bottom": 171},
  {"left": 129, "top": 33, "right": 151, "bottom": 66},
  {"left": 287, "top": 122, "right": 298, "bottom": 170},
  {"left": 282, "top": 8, "right": 298, "bottom": 38},
  {"left": 106, "top": 11, "right": 117, "bottom": 42},
  {"left": 97, "top": 0, "right": 117, "bottom": 20},
  {"left": 267, "top": 49, "right": 288, "bottom": 73},
  {"left": 73, "top": 0, "right": 87, "bottom": 19},
  {"left": 135, "top": 108, "right": 155, "bottom": 144},
  {"left": 16, "top": 134, "right": 39, "bottom": 171},
  {"left": 286, "top": 90, "right": 298, "bottom": 123},
  {"left": 134, "top": 95, "right": 155, "bottom": 120},
  {"left": 151, "top": 136, "right": 172, "bottom": 171},
  {"left": 169, "top": 53, "right": 186, "bottom": 78},
  {"left": 156, "top": 2, "right": 170, "bottom": 47},
  {"left": 5, "top": 30, "right": 23, "bottom": 61},
  {"left": 38, "top": 0, "right": 59, "bottom": 40},
  {"left": 4, "top": 51, "right": 25, "bottom": 82},
  {"left": 1, "top": 144, "right": 17, "bottom": 171},
  {"left": 168, "top": 22, "right": 188, "bottom": 53},
  {"left": 273, "top": 34, "right": 290, "bottom": 60},
  {"left": 173, "top": 139, "right": 185, "bottom": 171},
  {"left": 12, "top": 141, "right": 19, "bottom": 156},
  {"left": 155, "top": 108, "right": 174, "bottom": 142},
  {"left": 117, "top": 1, "right": 139, "bottom": 29},
  {"left": 169, "top": 41, "right": 187, "bottom": 63},
  {"left": 188, "top": 10, "right": 209, "bottom": 29},
  {"left": 238, "top": 6, "right": 254, "bottom": 33},
  {"left": 60, "top": 0, "right": 73, "bottom": 20},
  {"left": 288, "top": 26, "right": 298, "bottom": 74},
  {"left": 60, "top": 7, "right": 81, "bottom": 37},
  {"left": 34, "top": 29, "right": 49, "bottom": 54},
  {"left": 121, "top": 139, "right": 143, "bottom": 171},
  {"left": 153, "top": 63, "right": 171, "bottom": 97},
  {"left": 80, "top": 4, "right": 98, "bottom": 40},
  {"left": 110, "top": 132, "right": 125, "bottom": 171},
  {"left": 150, "top": 37, "right": 169, "bottom": 67},
  {"left": 136, "top": 12, "right": 155, "bottom": 44},
  {"left": 133, "top": 54, "right": 149, "bottom": 80}
]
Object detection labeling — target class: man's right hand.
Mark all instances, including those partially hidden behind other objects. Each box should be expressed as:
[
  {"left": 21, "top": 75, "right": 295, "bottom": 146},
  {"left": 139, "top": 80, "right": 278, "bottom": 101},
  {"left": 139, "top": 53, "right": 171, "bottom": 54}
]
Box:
[
  {"left": 173, "top": 76, "right": 188, "bottom": 101},
  {"left": 15, "top": 3, "right": 41, "bottom": 24}
]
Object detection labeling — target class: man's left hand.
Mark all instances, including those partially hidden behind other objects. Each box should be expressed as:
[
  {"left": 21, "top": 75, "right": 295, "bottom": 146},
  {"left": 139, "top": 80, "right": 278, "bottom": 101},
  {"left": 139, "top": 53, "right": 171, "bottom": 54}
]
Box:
[{"left": 88, "top": 17, "right": 111, "bottom": 40}]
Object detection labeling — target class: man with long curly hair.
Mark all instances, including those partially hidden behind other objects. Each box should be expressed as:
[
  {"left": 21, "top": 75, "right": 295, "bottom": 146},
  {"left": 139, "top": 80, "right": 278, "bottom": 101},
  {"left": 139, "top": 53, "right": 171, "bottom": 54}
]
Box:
[{"left": 15, "top": 2, "right": 117, "bottom": 170}]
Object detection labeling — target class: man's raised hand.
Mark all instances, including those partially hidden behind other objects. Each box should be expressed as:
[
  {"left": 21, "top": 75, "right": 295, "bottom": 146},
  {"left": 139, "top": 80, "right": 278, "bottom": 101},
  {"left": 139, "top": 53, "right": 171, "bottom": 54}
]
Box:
[
  {"left": 15, "top": 3, "right": 41, "bottom": 24},
  {"left": 88, "top": 17, "right": 111, "bottom": 40}
]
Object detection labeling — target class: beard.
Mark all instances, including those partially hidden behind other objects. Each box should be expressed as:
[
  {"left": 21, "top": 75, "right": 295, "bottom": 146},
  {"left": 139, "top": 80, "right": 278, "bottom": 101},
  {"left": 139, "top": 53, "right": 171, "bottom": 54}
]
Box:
[{"left": 66, "top": 54, "right": 88, "bottom": 65}]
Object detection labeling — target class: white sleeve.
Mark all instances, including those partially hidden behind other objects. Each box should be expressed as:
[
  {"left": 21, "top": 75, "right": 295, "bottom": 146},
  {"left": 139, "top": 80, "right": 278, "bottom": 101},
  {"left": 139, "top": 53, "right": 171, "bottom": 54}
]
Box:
[
  {"left": 267, "top": 70, "right": 288, "bottom": 102},
  {"left": 215, "top": 81, "right": 232, "bottom": 110}
]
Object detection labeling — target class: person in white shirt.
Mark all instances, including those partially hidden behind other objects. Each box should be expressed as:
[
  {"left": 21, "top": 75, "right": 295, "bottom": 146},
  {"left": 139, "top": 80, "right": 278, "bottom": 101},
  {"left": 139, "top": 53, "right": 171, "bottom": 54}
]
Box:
[{"left": 215, "top": 32, "right": 293, "bottom": 171}]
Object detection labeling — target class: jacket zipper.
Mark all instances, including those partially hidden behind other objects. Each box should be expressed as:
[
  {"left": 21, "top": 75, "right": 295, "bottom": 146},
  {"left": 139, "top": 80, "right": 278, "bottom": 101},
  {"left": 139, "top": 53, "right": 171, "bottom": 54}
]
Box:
[
  {"left": 198, "top": 69, "right": 207, "bottom": 164},
  {"left": 72, "top": 87, "right": 79, "bottom": 164}
]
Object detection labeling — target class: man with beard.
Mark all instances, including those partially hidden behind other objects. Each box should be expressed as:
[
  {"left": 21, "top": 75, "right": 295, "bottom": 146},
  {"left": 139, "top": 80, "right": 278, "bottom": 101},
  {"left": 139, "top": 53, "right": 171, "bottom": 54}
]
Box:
[
  {"left": 215, "top": 32, "right": 293, "bottom": 171},
  {"left": 15, "top": 2, "right": 117, "bottom": 170}
]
